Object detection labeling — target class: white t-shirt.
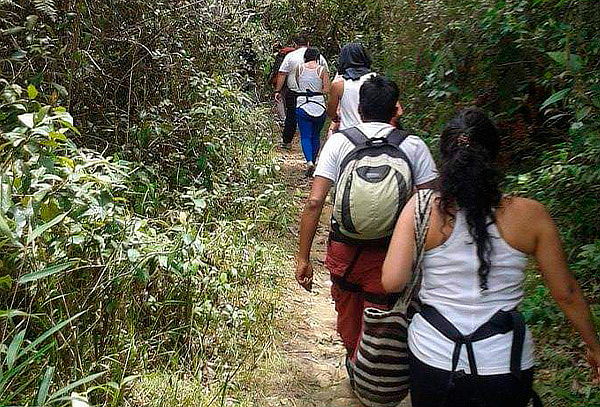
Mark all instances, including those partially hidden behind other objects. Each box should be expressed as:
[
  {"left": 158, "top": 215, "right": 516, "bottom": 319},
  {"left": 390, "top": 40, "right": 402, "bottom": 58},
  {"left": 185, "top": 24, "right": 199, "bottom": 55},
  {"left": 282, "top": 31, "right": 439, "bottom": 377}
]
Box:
[
  {"left": 338, "top": 72, "right": 376, "bottom": 130},
  {"left": 314, "top": 122, "right": 438, "bottom": 185},
  {"left": 279, "top": 47, "right": 329, "bottom": 91}
]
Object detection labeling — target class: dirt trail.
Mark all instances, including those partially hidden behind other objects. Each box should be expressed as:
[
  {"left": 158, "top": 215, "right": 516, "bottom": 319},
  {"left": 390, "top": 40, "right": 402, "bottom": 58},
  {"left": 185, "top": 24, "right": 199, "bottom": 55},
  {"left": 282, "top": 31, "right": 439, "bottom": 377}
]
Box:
[{"left": 271, "top": 144, "right": 411, "bottom": 407}]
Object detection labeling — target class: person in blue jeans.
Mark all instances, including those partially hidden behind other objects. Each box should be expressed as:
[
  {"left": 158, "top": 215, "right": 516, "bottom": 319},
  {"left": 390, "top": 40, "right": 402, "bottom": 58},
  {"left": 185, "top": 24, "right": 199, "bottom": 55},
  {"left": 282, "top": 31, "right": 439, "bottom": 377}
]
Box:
[{"left": 294, "top": 47, "right": 330, "bottom": 176}]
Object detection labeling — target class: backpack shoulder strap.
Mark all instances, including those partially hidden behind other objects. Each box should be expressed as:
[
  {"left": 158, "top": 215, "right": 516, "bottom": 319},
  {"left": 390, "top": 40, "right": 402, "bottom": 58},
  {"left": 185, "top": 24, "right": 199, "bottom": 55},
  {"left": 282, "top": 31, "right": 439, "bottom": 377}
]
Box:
[
  {"left": 340, "top": 127, "right": 369, "bottom": 146},
  {"left": 386, "top": 128, "right": 409, "bottom": 147}
]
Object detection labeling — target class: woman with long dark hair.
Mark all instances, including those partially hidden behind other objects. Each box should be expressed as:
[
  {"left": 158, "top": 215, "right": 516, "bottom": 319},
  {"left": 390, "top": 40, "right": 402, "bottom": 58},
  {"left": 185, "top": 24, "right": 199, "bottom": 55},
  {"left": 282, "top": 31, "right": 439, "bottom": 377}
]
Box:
[
  {"left": 381, "top": 108, "right": 600, "bottom": 406},
  {"left": 294, "top": 47, "right": 330, "bottom": 176}
]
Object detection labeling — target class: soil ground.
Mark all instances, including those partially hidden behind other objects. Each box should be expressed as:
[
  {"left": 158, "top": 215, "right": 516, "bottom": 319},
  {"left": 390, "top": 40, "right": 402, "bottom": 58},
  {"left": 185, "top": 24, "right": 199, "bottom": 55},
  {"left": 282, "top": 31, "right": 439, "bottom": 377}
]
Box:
[{"left": 268, "top": 142, "right": 411, "bottom": 407}]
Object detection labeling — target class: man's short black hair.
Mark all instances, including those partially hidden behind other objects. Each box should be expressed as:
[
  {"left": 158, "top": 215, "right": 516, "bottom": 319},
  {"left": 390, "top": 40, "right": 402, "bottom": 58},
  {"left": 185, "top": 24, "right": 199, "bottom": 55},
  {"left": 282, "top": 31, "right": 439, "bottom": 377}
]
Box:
[
  {"left": 359, "top": 75, "right": 400, "bottom": 123},
  {"left": 295, "top": 36, "right": 308, "bottom": 46}
]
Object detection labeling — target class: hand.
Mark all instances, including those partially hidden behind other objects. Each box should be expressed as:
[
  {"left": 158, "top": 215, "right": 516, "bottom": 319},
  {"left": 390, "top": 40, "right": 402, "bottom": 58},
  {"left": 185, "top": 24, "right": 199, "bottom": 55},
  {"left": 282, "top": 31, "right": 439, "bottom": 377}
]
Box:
[
  {"left": 327, "top": 120, "right": 339, "bottom": 139},
  {"left": 295, "top": 258, "right": 314, "bottom": 292},
  {"left": 274, "top": 91, "right": 282, "bottom": 103},
  {"left": 329, "top": 120, "right": 339, "bottom": 133},
  {"left": 586, "top": 346, "right": 600, "bottom": 383}
]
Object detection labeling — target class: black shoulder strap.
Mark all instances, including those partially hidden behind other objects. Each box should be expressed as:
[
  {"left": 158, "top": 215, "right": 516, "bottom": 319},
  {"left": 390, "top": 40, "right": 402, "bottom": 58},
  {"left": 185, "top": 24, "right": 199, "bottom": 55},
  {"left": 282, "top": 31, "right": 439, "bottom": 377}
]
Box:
[
  {"left": 340, "top": 127, "right": 369, "bottom": 146},
  {"left": 386, "top": 128, "right": 409, "bottom": 147}
]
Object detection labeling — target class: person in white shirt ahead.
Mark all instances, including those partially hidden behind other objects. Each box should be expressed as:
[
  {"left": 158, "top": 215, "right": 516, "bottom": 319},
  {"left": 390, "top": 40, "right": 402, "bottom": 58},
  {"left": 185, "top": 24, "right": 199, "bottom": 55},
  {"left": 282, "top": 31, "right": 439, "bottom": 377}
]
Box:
[
  {"left": 296, "top": 75, "right": 437, "bottom": 356},
  {"left": 294, "top": 47, "right": 330, "bottom": 176},
  {"left": 382, "top": 107, "right": 600, "bottom": 407},
  {"left": 326, "top": 43, "right": 375, "bottom": 133},
  {"left": 274, "top": 36, "right": 328, "bottom": 149}
]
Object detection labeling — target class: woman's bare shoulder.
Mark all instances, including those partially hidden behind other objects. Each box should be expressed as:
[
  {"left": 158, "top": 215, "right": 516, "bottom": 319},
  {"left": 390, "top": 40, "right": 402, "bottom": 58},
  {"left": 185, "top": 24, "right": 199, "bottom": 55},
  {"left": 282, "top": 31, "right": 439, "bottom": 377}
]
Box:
[
  {"left": 499, "top": 195, "right": 551, "bottom": 225},
  {"left": 501, "top": 195, "right": 546, "bottom": 212}
]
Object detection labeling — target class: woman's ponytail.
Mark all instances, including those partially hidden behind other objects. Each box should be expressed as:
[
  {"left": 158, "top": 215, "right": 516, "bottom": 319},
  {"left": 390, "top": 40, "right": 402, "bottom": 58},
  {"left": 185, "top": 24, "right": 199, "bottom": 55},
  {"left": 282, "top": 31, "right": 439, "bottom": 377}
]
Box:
[{"left": 439, "top": 108, "right": 502, "bottom": 291}]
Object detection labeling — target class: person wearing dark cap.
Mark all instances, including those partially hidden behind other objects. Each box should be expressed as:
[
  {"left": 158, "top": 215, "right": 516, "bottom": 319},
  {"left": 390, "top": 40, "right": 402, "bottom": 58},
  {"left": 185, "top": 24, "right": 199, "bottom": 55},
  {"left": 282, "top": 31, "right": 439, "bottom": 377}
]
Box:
[{"left": 326, "top": 43, "right": 376, "bottom": 132}]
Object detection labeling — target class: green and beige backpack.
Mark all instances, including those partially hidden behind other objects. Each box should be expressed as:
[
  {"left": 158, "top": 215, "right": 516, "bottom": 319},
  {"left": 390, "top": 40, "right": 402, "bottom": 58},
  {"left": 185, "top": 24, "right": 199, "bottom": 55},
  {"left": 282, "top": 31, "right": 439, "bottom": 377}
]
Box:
[{"left": 331, "top": 126, "right": 413, "bottom": 245}]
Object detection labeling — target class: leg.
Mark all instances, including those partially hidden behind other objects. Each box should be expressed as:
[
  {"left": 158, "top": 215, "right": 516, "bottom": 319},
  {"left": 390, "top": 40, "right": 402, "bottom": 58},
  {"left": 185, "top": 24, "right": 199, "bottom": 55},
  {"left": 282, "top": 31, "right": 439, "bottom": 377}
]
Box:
[
  {"left": 474, "top": 369, "right": 535, "bottom": 407},
  {"left": 410, "top": 350, "right": 535, "bottom": 407},
  {"left": 312, "top": 114, "right": 326, "bottom": 162},
  {"left": 326, "top": 241, "right": 366, "bottom": 355},
  {"left": 296, "top": 109, "right": 314, "bottom": 163},
  {"left": 408, "top": 351, "right": 453, "bottom": 407},
  {"left": 331, "top": 283, "right": 363, "bottom": 355},
  {"left": 282, "top": 90, "right": 297, "bottom": 144}
]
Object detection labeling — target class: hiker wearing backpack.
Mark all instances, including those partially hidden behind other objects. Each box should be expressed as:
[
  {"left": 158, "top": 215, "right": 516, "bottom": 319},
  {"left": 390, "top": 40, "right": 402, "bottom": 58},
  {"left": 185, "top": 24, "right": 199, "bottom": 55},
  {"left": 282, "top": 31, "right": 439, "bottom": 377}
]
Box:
[
  {"left": 296, "top": 75, "right": 438, "bottom": 356},
  {"left": 274, "top": 36, "right": 329, "bottom": 149},
  {"left": 382, "top": 108, "right": 600, "bottom": 407},
  {"left": 294, "top": 47, "right": 331, "bottom": 176},
  {"left": 326, "top": 43, "right": 375, "bottom": 133},
  {"left": 269, "top": 44, "right": 296, "bottom": 123}
]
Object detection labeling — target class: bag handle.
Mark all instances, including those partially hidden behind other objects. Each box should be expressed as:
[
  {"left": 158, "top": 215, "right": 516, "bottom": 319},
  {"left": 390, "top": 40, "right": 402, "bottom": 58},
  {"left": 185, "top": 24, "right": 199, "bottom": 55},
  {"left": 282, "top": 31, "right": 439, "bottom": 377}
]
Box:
[{"left": 393, "top": 189, "right": 435, "bottom": 312}]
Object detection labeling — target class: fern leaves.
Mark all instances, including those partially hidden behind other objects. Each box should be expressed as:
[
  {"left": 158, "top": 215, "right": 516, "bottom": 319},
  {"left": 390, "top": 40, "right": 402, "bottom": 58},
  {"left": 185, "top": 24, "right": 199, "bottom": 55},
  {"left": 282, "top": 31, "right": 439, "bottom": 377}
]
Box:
[
  {"left": 32, "top": 0, "right": 57, "bottom": 21},
  {"left": 0, "top": 0, "right": 18, "bottom": 8}
]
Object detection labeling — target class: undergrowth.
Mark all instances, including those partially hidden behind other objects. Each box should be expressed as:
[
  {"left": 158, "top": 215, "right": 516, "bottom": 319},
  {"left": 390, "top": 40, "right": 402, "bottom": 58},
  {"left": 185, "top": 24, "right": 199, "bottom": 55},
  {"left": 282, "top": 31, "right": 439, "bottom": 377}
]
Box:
[{"left": 0, "top": 81, "right": 294, "bottom": 405}]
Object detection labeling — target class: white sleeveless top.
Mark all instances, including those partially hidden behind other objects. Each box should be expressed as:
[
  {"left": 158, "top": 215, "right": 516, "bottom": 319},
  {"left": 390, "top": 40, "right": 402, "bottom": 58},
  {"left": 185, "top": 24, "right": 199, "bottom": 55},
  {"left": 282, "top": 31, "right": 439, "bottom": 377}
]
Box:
[
  {"left": 408, "top": 210, "right": 535, "bottom": 375},
  {"left": 296, "top": 65, "right": 326, "bottom": 117},
  {"left": 338, "top": 72, "right": 376, "bottom": 130}
]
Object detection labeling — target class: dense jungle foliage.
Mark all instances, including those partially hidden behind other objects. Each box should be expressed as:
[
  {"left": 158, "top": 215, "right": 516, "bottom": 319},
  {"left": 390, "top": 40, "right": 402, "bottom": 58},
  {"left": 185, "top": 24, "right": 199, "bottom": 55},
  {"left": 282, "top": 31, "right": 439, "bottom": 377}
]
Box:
[{"left": 1, "top": 0, "right": 599, "bottom": 406}]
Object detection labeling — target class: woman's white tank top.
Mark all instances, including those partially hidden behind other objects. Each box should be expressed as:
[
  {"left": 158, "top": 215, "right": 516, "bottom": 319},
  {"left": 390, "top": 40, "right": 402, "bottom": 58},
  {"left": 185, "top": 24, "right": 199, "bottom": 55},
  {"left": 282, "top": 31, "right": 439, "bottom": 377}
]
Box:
[
  {"left": 338, "top": 72, "right": 376, "bottom": 130},
  {"left": 296, "top": 65, "right": 326, "bottom": 117},
  {"left": 408, "top": 210, "right": 535, "bottom": 375}
]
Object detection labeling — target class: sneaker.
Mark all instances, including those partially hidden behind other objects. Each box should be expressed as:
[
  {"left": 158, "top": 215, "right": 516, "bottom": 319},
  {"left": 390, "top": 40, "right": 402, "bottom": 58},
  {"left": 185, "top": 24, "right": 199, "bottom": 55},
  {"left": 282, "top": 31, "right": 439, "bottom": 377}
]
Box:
[{"left": 305, "top": 162, "right": 315, "bottom": 177}]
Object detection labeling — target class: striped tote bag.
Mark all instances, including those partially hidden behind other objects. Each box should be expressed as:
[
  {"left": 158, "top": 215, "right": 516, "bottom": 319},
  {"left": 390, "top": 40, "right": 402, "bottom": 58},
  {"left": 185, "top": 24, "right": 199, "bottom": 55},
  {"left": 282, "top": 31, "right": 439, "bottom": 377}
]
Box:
[{"left": 347, "top": 189, "right": 434, "bottom": 407}]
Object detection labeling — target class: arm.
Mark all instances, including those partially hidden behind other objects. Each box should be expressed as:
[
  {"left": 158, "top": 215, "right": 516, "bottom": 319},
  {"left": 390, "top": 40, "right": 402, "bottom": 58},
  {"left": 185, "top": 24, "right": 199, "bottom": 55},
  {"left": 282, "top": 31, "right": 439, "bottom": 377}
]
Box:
[
  {"left": 321, "top": 68, "right": 331, "bottom": 94},
  {"left": 411, "top": 137, "right": 439, "bottom": 190},
  {"left": 296, "top": 176, "right": 333, "bottom": 291},
  {"left": 533, "top": 202, "right": 600, "bottom": 380},
  {"left": 274, "top": 72, "right": 287, "bottom": 102},
  {"left": 381, "top": 196, "right": 417, "bottom": 293},
  {"left": 326, "top": 80, "right": 343, "bottom": 120}
]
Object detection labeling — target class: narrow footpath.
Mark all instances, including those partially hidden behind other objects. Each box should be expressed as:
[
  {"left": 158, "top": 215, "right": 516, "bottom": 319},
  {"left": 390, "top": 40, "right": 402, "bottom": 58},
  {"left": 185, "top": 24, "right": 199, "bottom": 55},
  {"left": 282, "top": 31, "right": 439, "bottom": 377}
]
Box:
[{"left": 270, "top": 143, "right": 410, "bottom": 407}]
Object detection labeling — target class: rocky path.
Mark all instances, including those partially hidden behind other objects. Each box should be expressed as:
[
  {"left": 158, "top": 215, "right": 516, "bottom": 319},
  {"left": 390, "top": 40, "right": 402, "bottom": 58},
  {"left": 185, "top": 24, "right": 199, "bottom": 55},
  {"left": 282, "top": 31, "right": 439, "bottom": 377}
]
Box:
[{"left": 270, "top": 143, "right": 410, "bottom": 407}]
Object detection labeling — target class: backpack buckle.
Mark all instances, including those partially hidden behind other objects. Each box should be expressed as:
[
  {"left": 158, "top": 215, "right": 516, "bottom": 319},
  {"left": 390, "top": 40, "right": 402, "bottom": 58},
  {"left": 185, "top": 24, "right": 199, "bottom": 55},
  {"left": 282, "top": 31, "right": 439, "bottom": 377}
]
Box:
[{"left": 366, "top": 137, "right": 388, "bottom": 146}]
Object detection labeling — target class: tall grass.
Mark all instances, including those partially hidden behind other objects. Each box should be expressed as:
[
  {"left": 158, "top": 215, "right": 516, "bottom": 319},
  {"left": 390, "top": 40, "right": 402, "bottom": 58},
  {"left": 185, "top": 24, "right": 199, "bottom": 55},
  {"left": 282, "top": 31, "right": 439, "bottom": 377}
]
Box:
[{"left": 0, "top": 80, "right": 294, "bottom": 405}]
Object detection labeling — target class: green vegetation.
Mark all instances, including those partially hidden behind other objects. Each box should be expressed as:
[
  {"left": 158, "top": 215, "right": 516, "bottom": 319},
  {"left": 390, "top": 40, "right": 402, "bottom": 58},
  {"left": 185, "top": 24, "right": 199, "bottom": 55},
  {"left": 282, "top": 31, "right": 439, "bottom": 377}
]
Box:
[
  {"left": 0, "top": 78, "right": 294, "bottom": 406},
  {"left": 266, "top": 1, "right": 599, "bottom": 404},
  {"left": 1, "top": 0, "right": 598, "bottom": 406},
  {"left": 1, "top": 1, "right": 294, "bottom": 405}
]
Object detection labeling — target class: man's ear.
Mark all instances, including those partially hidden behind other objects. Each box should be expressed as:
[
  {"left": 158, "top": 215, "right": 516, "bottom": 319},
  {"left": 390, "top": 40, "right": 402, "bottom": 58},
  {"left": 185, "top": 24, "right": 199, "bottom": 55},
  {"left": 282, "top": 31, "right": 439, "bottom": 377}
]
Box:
[
  {"left": 390, "top": 102, "right": 404, "bottom": 127},
  {"left": 395, "top": 102, "right": 404, "bottom": 117}
]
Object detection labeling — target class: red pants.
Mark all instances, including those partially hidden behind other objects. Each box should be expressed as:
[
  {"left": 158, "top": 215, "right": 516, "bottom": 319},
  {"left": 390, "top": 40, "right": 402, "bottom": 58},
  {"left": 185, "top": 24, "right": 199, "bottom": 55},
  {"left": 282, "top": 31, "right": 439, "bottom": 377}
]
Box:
[{"left": 325, "top": 240, "right": 392, "bottom": 355}]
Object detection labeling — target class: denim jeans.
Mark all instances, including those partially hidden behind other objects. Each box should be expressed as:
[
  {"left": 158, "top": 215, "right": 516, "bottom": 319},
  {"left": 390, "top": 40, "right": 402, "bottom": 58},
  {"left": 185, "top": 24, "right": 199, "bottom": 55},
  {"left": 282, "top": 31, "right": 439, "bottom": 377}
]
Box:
[{"left": 295, "top": 108, "right": 325, "bottom": 162}]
